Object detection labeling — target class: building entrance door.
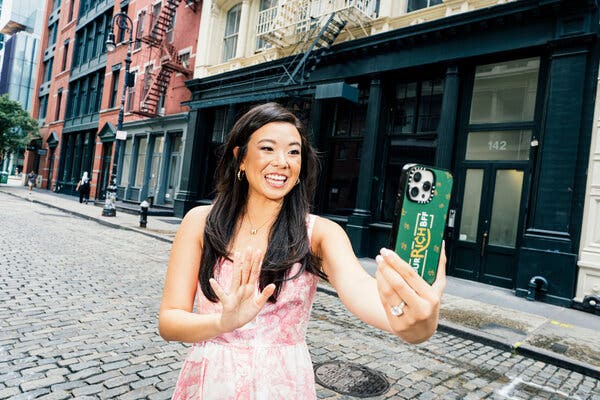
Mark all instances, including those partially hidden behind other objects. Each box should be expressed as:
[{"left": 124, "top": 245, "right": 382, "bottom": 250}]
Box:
[
  {"left": 452, "top": 162, "right": 528, "bottom": 288},
  {"left": 97, "top": 143, "right": 113, "bottom": 200}
]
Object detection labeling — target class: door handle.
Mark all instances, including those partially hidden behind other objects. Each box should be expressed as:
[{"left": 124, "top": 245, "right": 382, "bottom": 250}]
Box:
[{"left": 481, "top": 231, "right": 488, "bottom": 257}]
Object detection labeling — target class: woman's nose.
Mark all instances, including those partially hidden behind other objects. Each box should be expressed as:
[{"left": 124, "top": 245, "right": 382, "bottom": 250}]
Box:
[{"left": 272, "top": 151, "right": 288, "bottom": 167}]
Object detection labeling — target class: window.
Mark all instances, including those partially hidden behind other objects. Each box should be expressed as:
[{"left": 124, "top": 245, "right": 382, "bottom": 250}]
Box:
[
  {"left": 135, "top": 137, "right": 148, "bottom": 186},
  {"left": 39, "top": 95, "right": 49, "bottom": 120},
  {"left": 142, "top": 64, "right": 153, "bottom": 102},
  {"left": 256, "top": 0, "right": 276, "bottom": 50},
  {"left": 48, "top": 23, "right": 58, "bottom": 47},
  {"left": 179, "top": 52, "right": 190, "bottom": 69},
  {"left": 68, "top": 0, "right": 75, "bottom": 21},
  {"left": 109, "top": 70, "right": 120, "bottom": 108},
  {"left": 380, "top": 78, "right": 443, "bottom": 221},
  {"left": 323, "top": 89, "right": 368, "bottom": 215},
  {"left": 389, "top": 79, "right": 443, "bottom": 135},
  {"left": 407, "top": 0, "right": 443, "bottom": 12},
  {"left": 65, "top": 70, "right": 105, "bottom": 119},
  {"left": 223, "top": 4, "right": 241, "bottom": 62},
  {"left": 135, "top": 11, "right": 146, "bottom": 50},
  {"left": 118, "top": 5, "right": 129, "bottom": 43},
  {"left": 470, "top": 58, "right": 539, "bottom": 124},
  {"left": 126, "top": 71, "right": 137, "bottom": 111},
  {"left": 62, "top": 42, "right": 69, "bottom": 71},
  {"left": 166, "top": 11, "right": 175, "bottom": 43},
  {"left": 95, "top": 74, "right": 104, "bottom": 112},
  {"left": 120, "top": 139, "right": 133, "bottom": 186},
  {"left": 43, "top": 58, "right": 54, "bottom": 83},
  {"left": 55, "top": 90, "right": 63, "bottom": 120}
]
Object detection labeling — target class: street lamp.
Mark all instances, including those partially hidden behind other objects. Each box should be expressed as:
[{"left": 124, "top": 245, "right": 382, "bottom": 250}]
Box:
[{"left": 102, "top": 12, "right": 133, "bottom": 217}]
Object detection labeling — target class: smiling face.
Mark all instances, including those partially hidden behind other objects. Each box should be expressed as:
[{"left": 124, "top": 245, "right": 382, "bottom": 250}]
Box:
[{"left": 238, "top": 122, "right": 302, "bottom": 202}]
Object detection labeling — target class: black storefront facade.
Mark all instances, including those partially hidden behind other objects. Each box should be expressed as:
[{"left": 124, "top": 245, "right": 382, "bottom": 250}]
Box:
[{"left": 176, "top": 0, "right": 599, "bottom": 308}]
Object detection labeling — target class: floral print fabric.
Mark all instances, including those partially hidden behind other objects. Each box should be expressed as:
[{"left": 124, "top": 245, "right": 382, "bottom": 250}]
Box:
[{"left": 172, "top": 215, "right": 318, "bottom": 400}]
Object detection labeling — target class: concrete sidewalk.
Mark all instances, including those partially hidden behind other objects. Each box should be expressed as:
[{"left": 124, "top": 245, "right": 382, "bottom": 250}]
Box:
[{"left": 2, "top": 177, "right": 599, "bottom": 379}]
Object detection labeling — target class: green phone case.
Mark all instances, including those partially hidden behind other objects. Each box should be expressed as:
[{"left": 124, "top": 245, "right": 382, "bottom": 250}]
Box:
[{"left": 389, "top": 164, "right": 454, "bottom": 285}]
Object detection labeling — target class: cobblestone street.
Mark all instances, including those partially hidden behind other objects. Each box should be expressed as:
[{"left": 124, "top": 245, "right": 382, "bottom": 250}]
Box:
[{"left": 1, "top": 192, "right": 600, "bottom": 399}]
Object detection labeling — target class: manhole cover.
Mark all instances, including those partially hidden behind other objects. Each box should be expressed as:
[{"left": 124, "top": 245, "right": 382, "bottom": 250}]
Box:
[{"left": 314, "top": 361, "right": 390, "bottom": 398}]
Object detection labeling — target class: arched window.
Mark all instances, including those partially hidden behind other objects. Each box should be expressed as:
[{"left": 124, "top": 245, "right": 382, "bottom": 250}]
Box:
[{"left": 223, "top": 4, "right": 242, "bottom": 61}]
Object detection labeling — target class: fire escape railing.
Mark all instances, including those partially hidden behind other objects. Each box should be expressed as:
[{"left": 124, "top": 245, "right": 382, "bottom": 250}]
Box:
[{"left": 133, "top": 0, "right": 195, "bottom": 117}]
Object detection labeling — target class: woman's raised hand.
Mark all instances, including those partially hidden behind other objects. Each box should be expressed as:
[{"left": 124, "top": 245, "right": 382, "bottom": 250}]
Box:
[
  {"left": 374, "top": 242, "right": 447, "bottom": 343},
  {"left": 209, "top": 247, "right": 276, "bottom": 333}
]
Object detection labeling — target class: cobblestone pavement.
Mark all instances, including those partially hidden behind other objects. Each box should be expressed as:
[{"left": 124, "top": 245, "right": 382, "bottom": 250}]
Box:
[{"left": 1, "top": 193, "right": 600, "bottom": 400}]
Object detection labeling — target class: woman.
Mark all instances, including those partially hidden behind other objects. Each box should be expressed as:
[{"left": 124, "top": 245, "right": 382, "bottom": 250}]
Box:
[
  {"left": 159, "top": 103, "right": 446, "bottom": 399},
  {"left": 77, "top": 171, "right": 90, "bottom": 204}
]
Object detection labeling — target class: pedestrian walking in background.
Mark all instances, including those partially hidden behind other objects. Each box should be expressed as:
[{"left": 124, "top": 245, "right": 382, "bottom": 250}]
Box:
[
  {"left": 159, "top": 103, "right": 446, "bottom": 399},
  {"left": 27, "top": 171, "right": 36, "bottom": 192},
  {"left": 76, "top": 171, "right": 90, "bottom": 204}
]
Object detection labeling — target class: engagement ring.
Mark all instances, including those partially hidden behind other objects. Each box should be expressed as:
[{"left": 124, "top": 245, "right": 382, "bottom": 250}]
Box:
[{"left": 390, "top": 301, "right": 406, "bottom": 317}]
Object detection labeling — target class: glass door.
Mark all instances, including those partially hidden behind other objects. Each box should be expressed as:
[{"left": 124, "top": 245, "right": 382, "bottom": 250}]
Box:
[
  {"left": 165, "top": 134, "right": 182, "bottom": 203},
  {"left": 147, "top": 135, "right": 164, "bottom": 202},
  {"left": 453, "top": 164, "right": 527, "bottom": 287}
]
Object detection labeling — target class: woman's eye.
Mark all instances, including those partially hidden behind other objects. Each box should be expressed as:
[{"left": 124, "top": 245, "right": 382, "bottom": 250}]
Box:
[
  {"left": 260, "top": 146, "right": 273, "bottom": 151},
  {"left": 289, "top": 149, "right": 300, "bottom": 155}
]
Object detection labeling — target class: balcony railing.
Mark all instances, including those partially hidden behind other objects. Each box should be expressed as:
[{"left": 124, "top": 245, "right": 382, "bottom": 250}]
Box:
[{"left": 257, "top": 0, "right": 376, "bottom": 46}]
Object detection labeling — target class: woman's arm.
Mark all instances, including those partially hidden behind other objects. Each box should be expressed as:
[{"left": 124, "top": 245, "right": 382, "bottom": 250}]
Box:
[
  {"left": 158, "top": 205, "right": 225, "bottom": 343},
  {"left": 158, "top": 206, "right": 275, "bottom": 343},
  {"left": 314, "top": 216, "right": 446, "bottom": 344}
]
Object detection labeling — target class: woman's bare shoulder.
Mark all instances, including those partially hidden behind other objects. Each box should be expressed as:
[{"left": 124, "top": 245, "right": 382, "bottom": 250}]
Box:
[
  {"left": 178, "top": 205, "right": 213, "bottom": 239},
  {"left": 311, "top": 215, "right": 347, "bottom": 251}
]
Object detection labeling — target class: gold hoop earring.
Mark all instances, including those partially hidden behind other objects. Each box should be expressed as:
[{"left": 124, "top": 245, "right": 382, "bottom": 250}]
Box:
[
  {"left": 237, "top": 169, "right": 244, "bottom": 181},
  {"left": 296, "top": 178, "right": 300, "bottom": 186}
]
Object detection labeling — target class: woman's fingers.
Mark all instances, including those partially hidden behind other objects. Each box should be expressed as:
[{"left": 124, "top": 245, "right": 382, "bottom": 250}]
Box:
[
  {"left": 432, "top": 241, "right": 447, "bottom": 296},
  {"left": 379, "top": 248, "right": 435, "bottom": 301},
  {"left": 230, "top": 251, "right": 242, "bottom": 292},
  {"left": 254, "top": 283, "right": 276, "bottom": 308},
  {"left": 375, "top": 267, "right": 405, "bottom": 316},
  {"left": 240, "top": 247, "right": 253, "bottom": 285},
  {"left": 249, "top": 248, "right": 263, "bottom": 285},
  {"left": 209, "top": 278, "right": 227, "bottom": 302},
  {"left": 376, "top": 256, "right": 420, "bottom": 307}
]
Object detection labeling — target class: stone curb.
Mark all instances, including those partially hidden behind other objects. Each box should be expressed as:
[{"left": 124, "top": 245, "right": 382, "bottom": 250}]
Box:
[
  {"left": 3, "top": 188, "right": 598, "bottom": 381},
  {"left": 316, "top": 285, "right": 600, "bottom": 380}
]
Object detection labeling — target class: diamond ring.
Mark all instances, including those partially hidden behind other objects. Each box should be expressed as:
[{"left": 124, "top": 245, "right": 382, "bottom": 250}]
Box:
[{"left": 390, "top": 301, "right": 406, "bottom": 317}]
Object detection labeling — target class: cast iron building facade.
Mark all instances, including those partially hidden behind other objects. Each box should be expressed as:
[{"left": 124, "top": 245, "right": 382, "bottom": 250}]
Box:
[{"left": 179, "top": 0, "right": 600, "bottom": 308}]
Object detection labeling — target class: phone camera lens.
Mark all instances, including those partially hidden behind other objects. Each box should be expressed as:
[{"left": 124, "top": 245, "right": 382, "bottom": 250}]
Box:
[
  {"left": 410, "top": 187, "right": 420, "bottom": 198},
  {"left": 422, "top": 181, "right": 431, "bottom": 191},
  {"left": 413, "top": 172, "right": 422, "bottom": 182}
]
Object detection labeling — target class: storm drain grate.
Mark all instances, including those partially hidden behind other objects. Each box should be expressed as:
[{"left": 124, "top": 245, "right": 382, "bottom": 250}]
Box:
[{"left": 314, "top": 361, "right": 390, "bottom": 398}]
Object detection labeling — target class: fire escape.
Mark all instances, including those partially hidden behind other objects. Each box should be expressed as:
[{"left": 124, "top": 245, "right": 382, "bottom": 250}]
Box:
[
  {"left": 257, "top": 0, "right": 376, "bottom": 85},
  {"left": 134, "top": 0, "right": 198, "bottom": 117}
]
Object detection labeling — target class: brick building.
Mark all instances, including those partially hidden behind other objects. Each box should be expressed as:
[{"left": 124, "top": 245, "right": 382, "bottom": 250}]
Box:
[{"left": 26, "top": 0, "right": 200, "bottom": 208}]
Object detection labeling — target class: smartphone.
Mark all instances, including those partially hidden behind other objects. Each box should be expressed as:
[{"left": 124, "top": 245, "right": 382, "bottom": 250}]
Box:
[{"left": 389, "top": 164, "right": 453, "bottom": 285}]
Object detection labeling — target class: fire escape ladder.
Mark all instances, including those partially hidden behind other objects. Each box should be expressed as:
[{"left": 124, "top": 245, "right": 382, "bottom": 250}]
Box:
[
  {"left": 134, "top": 41, "right": 192, "bottom": 118},
  {"left": 142, "top": 0, "right": 181, "bottom": 47},
  {"left": 282, "top": 13, "right": 346, "bottom": 85},
  {"left": 136, "top": 67, "right": 173, "bottom": 117}
]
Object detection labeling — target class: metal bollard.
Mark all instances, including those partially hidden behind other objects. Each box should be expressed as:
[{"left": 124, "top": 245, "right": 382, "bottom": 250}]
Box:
[{"left": 139, "top": 200, "right": 149, "bottom": 228}]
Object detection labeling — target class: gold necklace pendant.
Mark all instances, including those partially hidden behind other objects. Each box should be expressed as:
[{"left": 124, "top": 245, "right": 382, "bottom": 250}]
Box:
[{"left": 250, "top": 229, "right": 258, "bottom": 235}]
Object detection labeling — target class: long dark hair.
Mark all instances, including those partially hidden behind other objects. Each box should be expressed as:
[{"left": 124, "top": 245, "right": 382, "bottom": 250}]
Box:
[{"left": 199, "top": 102, "right": 326, "bottom": 302}]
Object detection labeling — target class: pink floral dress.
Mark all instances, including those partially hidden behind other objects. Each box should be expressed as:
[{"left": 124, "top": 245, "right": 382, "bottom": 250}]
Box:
[{"left": 172, "top": 215, "right": 318, "bottom": 400}]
